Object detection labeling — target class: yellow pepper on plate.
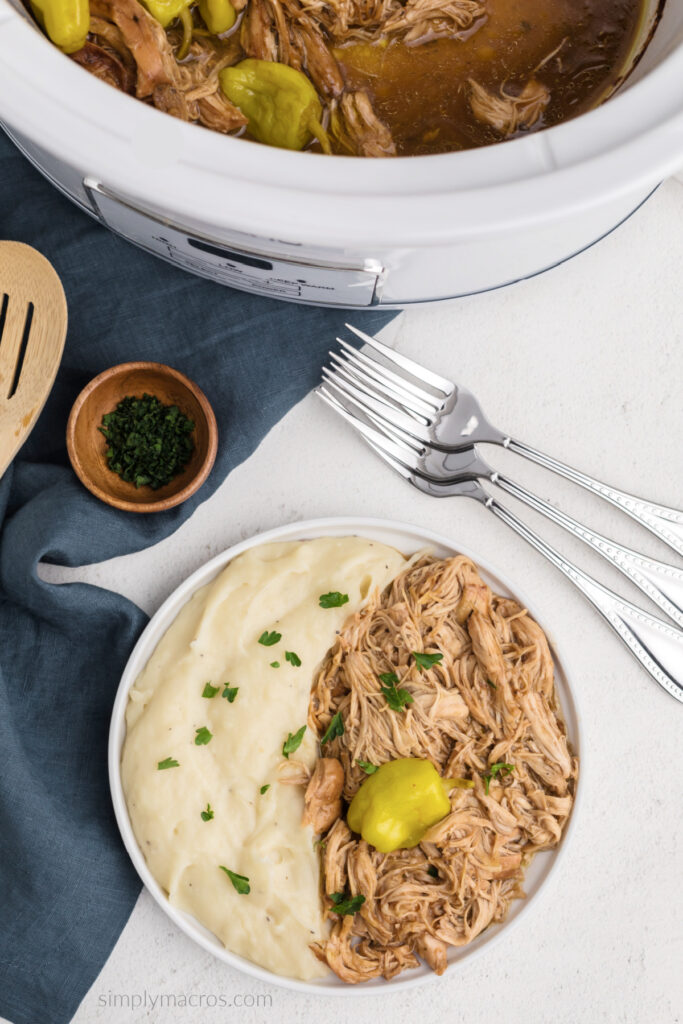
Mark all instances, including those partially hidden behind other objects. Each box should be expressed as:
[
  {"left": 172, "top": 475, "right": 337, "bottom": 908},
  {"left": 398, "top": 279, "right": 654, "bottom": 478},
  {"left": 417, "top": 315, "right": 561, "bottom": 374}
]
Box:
[
  {"left": 219, "top": 59, "right": 331, "bottom": 153},
  {"left": 347, "top": 758, "right": 473, "bottom": 854},
  {"left": 198, "top": 0, "right": 236, "bottom": 34},
  {"left": 30, "top": 0, "right": 89, "bottom": 53}
]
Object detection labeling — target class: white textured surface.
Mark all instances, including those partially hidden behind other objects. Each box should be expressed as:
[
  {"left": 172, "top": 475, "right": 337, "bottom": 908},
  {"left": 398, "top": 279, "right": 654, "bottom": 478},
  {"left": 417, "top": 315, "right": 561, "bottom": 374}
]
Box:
[{"left": 12, "top": 178, "right": 683, "bottom": 1024}]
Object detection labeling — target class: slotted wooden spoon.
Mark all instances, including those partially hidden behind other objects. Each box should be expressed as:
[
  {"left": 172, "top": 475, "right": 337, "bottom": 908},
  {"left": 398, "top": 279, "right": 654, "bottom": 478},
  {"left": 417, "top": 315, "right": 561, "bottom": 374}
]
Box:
[{"left": 0, "top": 241, "right": 68, "bottom": 477}]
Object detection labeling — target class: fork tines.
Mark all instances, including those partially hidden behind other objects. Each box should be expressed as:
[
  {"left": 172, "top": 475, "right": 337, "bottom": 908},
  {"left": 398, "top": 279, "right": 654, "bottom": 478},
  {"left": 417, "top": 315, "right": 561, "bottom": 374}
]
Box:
[
  {"left": 343, "top": 323, "right": 452, "bottom": 395},
  {"left": 320, "top": 325, "right": 448, "bottom": 456}
]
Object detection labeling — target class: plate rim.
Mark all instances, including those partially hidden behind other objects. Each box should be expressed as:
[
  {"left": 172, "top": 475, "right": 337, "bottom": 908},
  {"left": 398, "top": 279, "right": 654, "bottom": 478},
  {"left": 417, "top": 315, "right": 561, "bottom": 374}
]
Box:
[{"left": 108, "top": 515, "right": 584, "bottom": 995}]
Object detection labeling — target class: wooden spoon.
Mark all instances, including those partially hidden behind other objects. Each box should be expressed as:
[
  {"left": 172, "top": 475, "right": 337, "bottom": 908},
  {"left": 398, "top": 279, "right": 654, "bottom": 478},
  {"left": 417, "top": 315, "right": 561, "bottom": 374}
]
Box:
[{"left": 0, "top": 242, "right": 68, "bottom": 477}]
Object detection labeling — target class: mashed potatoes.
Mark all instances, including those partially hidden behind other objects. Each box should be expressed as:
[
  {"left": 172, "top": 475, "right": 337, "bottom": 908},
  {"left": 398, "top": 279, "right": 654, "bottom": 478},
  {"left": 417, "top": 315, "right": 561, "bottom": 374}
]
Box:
[{"left": 121, "top": 536, "right": 405, "bottom": 979}]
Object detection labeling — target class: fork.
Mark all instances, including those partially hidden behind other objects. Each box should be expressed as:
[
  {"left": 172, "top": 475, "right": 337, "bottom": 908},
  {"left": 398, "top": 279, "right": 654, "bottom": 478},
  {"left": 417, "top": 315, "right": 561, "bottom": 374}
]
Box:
[
  {"left": 317, "top": 389, "right": 683, "bottom": 704},
  {"left": 334, "top": 324, "right": 683, "bottom": 560},
  {"left": 320, "top": 370, "right": 683, "bottom": 631}
]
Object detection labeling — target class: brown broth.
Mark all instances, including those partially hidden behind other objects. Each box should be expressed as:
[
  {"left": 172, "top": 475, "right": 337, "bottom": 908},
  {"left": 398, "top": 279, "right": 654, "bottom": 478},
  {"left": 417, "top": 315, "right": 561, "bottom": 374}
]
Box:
[{"left": 334, "top": 0, "right": 644, "bottom": 154}]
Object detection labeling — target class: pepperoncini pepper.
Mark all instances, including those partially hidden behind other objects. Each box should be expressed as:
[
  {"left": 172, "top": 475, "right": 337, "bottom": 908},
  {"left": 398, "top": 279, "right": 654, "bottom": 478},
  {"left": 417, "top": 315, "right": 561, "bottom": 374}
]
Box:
[
  {"left": 30, "top": 0, "right": 89, "bottom": 53},
  {"left": 140, "top": 0, "right": 193, "bottom": 28},
  {"left": 347, "top": 758, "right": 473, "bottom": 854},
  {"left": 219, "top": 59, "right": 331, "bottom": 154},
  {"left": 199, "top": 0, "right": 236, "bottom": 34}
]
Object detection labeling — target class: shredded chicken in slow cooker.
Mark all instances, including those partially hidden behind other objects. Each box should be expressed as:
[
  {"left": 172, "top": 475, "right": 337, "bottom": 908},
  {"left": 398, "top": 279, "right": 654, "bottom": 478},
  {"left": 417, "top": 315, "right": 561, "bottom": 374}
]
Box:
[
  {"left": 33, "top": 0, "right": 644, "bottom": 155},
  {"left": 468, "top": 78, "right": 549, "bottom": 135},
  {"left": 73, "top": 0, "right": 248, "bottom": 131},
  {"left": 305, "top": 554, "right": 578, "bottom": 982}
]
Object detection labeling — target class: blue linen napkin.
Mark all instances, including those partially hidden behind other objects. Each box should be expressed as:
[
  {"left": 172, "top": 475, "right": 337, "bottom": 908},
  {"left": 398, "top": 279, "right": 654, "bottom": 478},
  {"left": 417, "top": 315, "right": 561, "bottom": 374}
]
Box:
[{"left": 0, "top": 129, "right": 394, "bottom": 1024}]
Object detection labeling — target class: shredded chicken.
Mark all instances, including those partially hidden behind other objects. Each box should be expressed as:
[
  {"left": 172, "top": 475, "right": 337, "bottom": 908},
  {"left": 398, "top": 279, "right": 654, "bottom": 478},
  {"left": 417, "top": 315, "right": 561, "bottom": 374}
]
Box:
[
  {"left": 298, "top": 0, "right": 485, "bottom": 44},
  {"left": 90, "top": 0, "right": 177, "bottom": 96},
  {"left": 240, "top": 0, "right": 344, "bottom": 96},
  {"left": 309, "top": 555, "right": 578, "bottom": 983},
  {"left": 302, "top": 757, "right": 345, "bottom": 832},
  {"left": 468, "top": 78, "right": 550, "bottom": 135},
  {"left": 384, "top": 0, "right": 485, "bottom": 44},
  {"left": 88, "top": 13, "right": 137, "bottom": 64},
  {"left": 291, "top": 19, "right": 344, "bottom": 98},
  {"left": 86, "top": 0, "right": 246, "bottom": 130},
  {"left": 330, "top": 91, "right": 396, "bottom": 157},
  {"left": 414, "top": 932, "right": 448, "bottom": 974},
  {"left": 277, "top": 758, "right": 311, "bottom": 785},
  {"left": 241, "top": 0, "right": 278, "bottom": 59},
  {"left": 64, "top": 0, "right": 561, "bottom": 156},
  {"left": 70, "top": 38, "right": 136, "bottom": 92},
  {"left": 195, "top": 88, "right": 249, "bottom": 132}
]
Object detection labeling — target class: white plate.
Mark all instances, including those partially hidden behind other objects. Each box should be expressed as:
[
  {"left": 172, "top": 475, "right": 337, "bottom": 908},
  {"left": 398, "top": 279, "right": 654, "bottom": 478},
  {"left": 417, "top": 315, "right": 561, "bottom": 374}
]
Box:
[{"left": 109, "top": 516, "right": 583, "bottom": 994}]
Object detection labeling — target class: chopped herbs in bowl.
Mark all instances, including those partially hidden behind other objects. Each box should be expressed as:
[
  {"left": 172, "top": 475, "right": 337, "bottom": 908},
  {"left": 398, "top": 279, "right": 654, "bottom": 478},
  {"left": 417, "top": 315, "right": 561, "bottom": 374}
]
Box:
[
  {"left": 100, "top": 393, "right": 195, "bottom": 490},
  {"left": 66, "top": 361, "right": 217, "bottom": 513}
]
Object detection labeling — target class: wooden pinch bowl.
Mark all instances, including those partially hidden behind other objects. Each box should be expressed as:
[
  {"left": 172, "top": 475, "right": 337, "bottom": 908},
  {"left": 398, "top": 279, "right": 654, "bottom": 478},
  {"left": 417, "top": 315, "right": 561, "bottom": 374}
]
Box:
[{"left": 66, "top": 361, "right": 218, "bottom": 513}]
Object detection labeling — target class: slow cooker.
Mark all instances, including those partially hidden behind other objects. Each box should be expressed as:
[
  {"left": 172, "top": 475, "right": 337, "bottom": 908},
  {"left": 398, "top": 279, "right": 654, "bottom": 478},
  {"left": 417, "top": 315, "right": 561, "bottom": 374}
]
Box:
[{"left": 1, "top": 0, "right": 682, "bottom": 306}]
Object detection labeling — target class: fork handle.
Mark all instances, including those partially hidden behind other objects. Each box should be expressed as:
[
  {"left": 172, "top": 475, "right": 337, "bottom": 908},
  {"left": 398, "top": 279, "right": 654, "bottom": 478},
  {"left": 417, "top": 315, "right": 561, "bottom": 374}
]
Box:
[
  {"left": 485, "top": 494, "right": 683, "bottom": 703},
  {"left": 491, "top": 472, "right": 683, "bottom": 629},
  {"left": 504, "top": 437, "right": 683, "bottom": 558}
]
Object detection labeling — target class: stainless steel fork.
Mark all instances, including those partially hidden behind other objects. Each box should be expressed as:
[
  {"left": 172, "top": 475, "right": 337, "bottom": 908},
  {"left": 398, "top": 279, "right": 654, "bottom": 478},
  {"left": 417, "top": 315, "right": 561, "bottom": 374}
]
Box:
[
  {"left": 316, "top": 387, "right": 683, "bottom": 704},
  {"left": 320, "top": 372, "right": 683, "bottom": 630},
  {"left": 336, "top": 323, "right": 683, "bottom": 559}
]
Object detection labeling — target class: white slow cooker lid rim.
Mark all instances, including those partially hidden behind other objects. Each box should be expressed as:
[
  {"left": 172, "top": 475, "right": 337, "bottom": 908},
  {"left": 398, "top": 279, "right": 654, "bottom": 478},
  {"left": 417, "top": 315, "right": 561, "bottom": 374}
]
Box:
[
  {"left": 2, "top": 0, "right": 683, "bottom": 173},
  {"left": 0, "top": 0, "right": 682, "bottom": 248},
  {"left": 2, "top": 0, "right": 683, "bottom": 169}
]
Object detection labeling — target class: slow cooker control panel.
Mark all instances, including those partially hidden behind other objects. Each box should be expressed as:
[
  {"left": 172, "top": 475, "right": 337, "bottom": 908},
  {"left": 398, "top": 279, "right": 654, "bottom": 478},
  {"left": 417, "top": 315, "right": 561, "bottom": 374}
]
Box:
[{"left": 84, "top": 180, "right": 385, "bottom": 306}]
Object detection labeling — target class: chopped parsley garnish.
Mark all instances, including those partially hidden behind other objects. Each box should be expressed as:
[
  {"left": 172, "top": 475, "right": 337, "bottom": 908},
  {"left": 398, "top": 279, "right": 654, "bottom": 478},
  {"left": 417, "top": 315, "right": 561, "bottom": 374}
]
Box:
[
  {"left": 379, "top": 672, "right": 399, "bottom": 685},
  {"left": 201, "top": 804, "right": 214, "bottom": 821},
  {"left": 482, "top": 762, "right": 515, "bottom": 795},
  {"left": 282, "top": 725, "right": 306, "bottom": 758},
  {"left": 357, "top": 760, "right": 378, "bottom": 775},
  {"left": 319, "top": 592, "right": 349, "bottom": 609},
  {"left": 486, "top": 679, "right": 497, "bottom": 690},
  {"left": 194, "top": 726, "right": 213, "bottom": 746},
  {"left": 157, "top": 757, "right": 179, "bottom": 770},
  {"left": 329, "top": 892, "right": 365, "bottom": 916},
  {"left": 270, "top": 661, "right": 280, "bottom": 668},
  {"left": 260, "top": 784, "right": 270, "bottom": 795},
  {"left": 320, "top": 710, "right": 344, "bottom": 746},
  {"left": 220, "top": 867, "right": 250, "bottom": 895},
  {"left": 427, "top": 865, "right": 439, "bottom": 878},
  {"left": 413, "top": 651, "right": 443, "bottom": 671},
  {"left": 258, "top": 630, "right": 281, "bottom": 646},
  {"left": 285, "top": 651, "right": 302, "bottom": 667},
  {"left": 202, "top": 682, "right": 220, "bottom": 698},
  {"left": 379, "top": 672, "right": 414, "bottom": 712},
  {"left": 99, "top": 393, "right": 194, "bottom": 490},
  {"left": 222, "top": 685, "right": 239, "bottom": 702}
]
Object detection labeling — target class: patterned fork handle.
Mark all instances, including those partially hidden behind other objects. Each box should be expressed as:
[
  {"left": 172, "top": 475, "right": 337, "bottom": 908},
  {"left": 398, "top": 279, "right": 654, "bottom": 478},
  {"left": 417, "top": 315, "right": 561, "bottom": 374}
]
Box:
[
  {"left": 488, "top": 496, "right": 683, "bottom": 704},
  {"left": 491, "top": 471, "right": 683, "bottom": 628},
  {"left": 506, "top": 437, "right": 683, "bottom": 558}
]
